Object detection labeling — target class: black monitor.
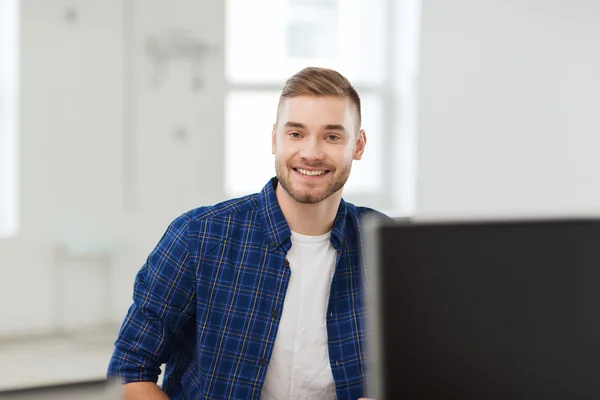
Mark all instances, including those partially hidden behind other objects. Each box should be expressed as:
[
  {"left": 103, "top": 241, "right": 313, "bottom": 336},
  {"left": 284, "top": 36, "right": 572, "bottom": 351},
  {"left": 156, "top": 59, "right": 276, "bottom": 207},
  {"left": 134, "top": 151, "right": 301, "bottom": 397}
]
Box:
[{"left": 365, "top": 218, "right": 600, "bottom": 400}]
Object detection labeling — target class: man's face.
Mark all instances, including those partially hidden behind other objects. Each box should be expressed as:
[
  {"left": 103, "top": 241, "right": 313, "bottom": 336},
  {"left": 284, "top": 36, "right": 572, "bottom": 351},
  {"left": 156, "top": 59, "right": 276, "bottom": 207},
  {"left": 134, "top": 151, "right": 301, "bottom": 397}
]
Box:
[{"left": 272, "top": 95, "right": 366, "bottom": 204}]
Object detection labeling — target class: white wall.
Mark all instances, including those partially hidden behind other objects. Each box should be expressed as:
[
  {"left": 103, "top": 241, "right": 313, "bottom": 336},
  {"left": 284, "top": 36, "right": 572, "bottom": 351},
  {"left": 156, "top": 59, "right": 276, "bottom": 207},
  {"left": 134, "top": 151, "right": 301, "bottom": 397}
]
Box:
[
  {"left": 415, "top": 0, "right": 600, "bottom": 219},
  {"left": 0, "top": 0, "right": 225, "bottom": 338},
  {"left": 3, "top": 0, "right": 600, "bottom": 338},
  {"left": 0, "top": 0, "right": 125, "bottom": 337}
]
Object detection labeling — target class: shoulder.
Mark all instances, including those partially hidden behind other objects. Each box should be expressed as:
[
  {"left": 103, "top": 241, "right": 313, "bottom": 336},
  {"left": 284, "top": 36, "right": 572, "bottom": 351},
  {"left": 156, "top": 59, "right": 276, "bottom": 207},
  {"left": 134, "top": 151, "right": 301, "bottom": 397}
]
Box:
[
  {"left": 357, "top": 207, "right": 395, "bottom": 222},
  {"left": 181, "top": 193, "right": 261, "bottom": 224},
  {"left": 163, "top": 193, "right": 263, "bottom": 254},
  {"left": 344, "top": 201, "right": 395, "bottom": 224},
  {"left": 162, "top": 193, "right": 263, "bottom": 243}
]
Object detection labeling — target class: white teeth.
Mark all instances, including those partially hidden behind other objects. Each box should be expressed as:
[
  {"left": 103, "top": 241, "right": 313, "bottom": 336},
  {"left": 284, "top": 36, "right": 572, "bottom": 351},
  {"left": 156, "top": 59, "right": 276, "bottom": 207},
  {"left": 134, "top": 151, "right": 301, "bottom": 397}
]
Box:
[{"left": 297, "top": 168, "right": 326, "bottom": 176}]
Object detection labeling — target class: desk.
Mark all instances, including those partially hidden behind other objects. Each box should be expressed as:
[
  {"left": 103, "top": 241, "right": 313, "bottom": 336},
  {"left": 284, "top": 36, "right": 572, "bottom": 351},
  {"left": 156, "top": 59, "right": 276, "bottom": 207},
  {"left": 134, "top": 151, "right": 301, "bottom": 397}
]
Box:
[{"left": 0, "top": 332, "right": 113, "bottom": 393}]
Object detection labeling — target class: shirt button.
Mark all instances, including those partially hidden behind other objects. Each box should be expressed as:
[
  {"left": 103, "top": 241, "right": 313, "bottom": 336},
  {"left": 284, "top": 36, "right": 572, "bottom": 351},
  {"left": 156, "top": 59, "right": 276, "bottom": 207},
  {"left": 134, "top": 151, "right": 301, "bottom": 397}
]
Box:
[
  {"left": 272, "top": 309, "right": 279, "bottom": 318},
  {"left": 284, "top": 259, "right": 290, "bottom": 268},
  {"left": 270, "top": 241, "right": 276, "bottom": 247},
  {"left": 260, "top": 358, "right": 268, "bottom": 366}
]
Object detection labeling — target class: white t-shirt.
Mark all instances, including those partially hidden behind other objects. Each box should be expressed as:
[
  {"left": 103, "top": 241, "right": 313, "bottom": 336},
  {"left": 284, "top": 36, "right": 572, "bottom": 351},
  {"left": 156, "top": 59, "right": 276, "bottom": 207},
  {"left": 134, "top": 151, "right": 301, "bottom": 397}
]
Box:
[{"left": 260, "top": 230, "right": 338, "bottom": 400}]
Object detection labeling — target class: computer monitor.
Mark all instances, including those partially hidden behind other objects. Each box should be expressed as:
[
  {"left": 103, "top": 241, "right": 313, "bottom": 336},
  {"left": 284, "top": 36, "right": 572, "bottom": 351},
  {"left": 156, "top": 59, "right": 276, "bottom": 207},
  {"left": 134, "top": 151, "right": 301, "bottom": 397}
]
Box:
[{"left": 365, "top": 218, "right": 600, "bottom": 400}]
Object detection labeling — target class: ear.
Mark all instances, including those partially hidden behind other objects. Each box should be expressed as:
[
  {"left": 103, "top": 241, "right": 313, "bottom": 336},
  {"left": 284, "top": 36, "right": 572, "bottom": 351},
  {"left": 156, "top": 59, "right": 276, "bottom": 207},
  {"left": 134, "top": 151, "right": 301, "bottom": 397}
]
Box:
[
  {"left": 271, "top": 123, "right": 277, "bottom": 155},
  {"left": 353, "top": 129, "right": 366, "bottom": 160}
]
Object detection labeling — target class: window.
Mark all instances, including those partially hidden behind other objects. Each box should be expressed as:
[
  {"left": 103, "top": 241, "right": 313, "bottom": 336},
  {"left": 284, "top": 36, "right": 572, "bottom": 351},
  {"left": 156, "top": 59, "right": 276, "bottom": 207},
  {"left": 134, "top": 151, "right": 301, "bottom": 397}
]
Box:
[
  {"left": 225, "top": 0, "right": 392, "bottom": 209},
  {"left": 0, "top": 0, "right": 20, "bottom": 237}
]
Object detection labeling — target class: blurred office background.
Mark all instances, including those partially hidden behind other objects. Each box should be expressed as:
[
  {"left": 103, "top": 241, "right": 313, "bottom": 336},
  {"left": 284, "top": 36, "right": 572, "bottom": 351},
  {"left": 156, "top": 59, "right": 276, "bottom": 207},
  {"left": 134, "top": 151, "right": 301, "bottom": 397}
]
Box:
[{"left": 0, "top": 0, "right": 599, "bottom": 397}]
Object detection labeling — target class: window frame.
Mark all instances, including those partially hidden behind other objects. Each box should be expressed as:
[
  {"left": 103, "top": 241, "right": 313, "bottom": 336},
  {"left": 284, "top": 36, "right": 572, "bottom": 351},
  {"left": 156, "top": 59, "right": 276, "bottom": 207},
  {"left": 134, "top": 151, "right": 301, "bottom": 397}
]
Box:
[
  {"left": 224, "top": 0, "right": 397, "bottom": 211},
  {"left": 0, "top": 0, "right": 21, "bottom": 237}
]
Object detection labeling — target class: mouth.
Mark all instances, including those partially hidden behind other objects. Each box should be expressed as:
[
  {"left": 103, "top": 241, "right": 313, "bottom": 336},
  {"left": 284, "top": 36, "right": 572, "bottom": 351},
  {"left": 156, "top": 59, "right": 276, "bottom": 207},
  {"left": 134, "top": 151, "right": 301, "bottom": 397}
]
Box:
[{"left": 293, "top": 167, "right": 331, "bottom": 179}]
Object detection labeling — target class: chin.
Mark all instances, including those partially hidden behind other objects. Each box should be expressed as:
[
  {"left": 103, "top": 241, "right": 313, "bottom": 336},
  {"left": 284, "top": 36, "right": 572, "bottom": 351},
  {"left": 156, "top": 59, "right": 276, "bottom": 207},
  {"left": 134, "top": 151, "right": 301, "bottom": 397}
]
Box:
[
  {"left": 291, "top": 186, "right": 336, "bottom": 204},
  {"left": 294, "top": 194, "right": 329, "bottom": 205}
]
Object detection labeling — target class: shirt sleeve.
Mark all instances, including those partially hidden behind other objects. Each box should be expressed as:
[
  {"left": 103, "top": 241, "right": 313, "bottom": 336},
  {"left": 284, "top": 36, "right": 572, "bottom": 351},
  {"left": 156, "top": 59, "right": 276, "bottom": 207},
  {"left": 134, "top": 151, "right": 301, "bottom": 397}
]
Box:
[{"left": 107, "top": 214, "right": 197, "bottom": 383}]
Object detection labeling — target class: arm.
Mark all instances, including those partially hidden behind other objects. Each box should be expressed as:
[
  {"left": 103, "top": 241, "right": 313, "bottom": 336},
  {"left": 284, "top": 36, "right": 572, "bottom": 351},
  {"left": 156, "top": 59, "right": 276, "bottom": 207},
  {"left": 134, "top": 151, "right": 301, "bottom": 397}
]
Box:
[
  {"left": 107, "top": 215, "right": 197, "bottom": 393},
  {"left": 123, "top": 382, "right": 170, "bottom": 400}
]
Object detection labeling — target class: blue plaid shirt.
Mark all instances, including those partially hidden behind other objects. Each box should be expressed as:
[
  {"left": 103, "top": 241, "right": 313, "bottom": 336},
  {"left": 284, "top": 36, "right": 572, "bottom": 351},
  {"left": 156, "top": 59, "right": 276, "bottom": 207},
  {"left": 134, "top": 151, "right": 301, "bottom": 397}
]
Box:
[{"left": 108, "top": 178, "right": 388, "bottom": 399}]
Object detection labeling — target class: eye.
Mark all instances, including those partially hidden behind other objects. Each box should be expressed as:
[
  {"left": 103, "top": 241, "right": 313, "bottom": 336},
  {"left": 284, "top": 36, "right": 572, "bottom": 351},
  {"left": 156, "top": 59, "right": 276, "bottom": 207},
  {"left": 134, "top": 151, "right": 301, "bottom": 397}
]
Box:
[
  {"left": 288, "top": 131, "right": 302, "bottom": 139},
  {"left": 326, "top": 134, "right": 341, "bottom": 141}
]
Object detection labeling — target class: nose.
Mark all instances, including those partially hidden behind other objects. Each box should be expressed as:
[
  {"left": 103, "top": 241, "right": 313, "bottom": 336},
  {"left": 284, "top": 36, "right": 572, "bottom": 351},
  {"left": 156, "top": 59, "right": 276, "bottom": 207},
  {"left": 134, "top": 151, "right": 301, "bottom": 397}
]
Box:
[{"left": 298, "top": 137, "right": 325, "bottom": 162}]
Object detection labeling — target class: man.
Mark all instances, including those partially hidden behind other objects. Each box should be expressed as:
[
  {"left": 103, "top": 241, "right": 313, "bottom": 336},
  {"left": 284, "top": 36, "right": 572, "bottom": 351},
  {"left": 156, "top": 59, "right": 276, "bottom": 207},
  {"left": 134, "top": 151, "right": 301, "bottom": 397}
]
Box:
[{"left": 108, "top": 67, "right": 388, "bottom": 399}]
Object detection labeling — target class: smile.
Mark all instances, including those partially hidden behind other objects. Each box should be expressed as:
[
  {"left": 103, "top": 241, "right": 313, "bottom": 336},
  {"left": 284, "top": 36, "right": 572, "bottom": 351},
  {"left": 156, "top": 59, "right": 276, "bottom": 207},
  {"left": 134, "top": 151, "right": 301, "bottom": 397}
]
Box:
[
  {"left": 296, "top": 168, "right": 327, "bottom": 176},
  {"left": 293, "top": 168, "right": 330, "bottom": 178}
]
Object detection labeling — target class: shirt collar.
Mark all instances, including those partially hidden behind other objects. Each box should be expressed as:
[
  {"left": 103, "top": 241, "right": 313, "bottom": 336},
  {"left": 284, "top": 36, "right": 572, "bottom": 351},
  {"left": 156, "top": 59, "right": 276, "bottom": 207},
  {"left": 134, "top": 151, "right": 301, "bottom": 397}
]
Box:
[{"left": 258, "top": 177, "right": 348, "bottom": 252}]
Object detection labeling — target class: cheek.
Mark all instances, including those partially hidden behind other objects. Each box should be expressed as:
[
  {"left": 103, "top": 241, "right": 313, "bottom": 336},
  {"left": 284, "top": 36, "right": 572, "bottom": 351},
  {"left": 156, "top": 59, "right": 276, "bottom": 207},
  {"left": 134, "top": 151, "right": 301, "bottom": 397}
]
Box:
[
  {"left": 274, "top": 145, "right": 293, "bottom": 165},
  {"left": 275, "top": 140, "right": 295, "bottom": 157},
  {"left": 339, "top": 144, "right": 357, "bottom": 160}
]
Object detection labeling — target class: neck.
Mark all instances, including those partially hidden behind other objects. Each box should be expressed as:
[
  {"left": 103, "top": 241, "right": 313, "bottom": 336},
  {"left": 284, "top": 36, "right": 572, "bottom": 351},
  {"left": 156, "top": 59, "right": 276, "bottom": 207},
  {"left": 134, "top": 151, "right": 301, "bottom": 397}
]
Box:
[{"left": 275, "top": 184, "right": 342, "bottom": 236}]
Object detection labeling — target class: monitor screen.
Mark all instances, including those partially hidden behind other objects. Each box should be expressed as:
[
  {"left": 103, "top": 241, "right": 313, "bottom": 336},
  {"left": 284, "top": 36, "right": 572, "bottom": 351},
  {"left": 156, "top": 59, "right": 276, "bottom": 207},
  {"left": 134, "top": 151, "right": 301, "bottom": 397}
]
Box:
[{"left": 367, "top": 218, "right": 600, "bottom": 400}]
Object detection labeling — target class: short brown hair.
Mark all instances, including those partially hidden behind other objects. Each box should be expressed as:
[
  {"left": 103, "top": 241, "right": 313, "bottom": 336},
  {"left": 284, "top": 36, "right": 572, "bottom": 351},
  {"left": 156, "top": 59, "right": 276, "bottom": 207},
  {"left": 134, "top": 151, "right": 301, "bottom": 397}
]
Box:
[{"left": 277, "top": 67, "right": 362, "bottom": 128}]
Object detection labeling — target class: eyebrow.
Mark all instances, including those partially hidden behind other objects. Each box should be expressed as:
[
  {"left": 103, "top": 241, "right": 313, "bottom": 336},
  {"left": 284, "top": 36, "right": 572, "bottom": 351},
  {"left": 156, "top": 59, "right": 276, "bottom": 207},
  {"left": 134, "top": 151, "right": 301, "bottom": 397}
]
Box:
[{"left": 284, "top": 122, "right": 347, "bottom": 132}]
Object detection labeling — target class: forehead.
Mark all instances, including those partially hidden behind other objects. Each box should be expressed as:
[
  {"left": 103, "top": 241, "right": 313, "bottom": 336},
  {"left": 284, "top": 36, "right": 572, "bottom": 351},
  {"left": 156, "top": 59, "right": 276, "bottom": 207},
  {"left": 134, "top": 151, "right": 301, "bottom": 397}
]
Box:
[{"left": 277, "top": 95, "right": 357, "bottom": 128}]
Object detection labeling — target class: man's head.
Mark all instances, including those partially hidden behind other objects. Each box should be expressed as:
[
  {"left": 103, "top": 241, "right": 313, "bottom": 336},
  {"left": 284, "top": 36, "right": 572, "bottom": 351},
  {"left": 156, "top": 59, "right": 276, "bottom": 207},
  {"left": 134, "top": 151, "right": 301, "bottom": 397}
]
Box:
[{"left": 272, "top": 67, "right": 366, "bottom": 205}]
